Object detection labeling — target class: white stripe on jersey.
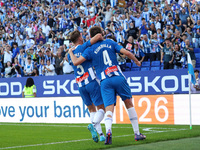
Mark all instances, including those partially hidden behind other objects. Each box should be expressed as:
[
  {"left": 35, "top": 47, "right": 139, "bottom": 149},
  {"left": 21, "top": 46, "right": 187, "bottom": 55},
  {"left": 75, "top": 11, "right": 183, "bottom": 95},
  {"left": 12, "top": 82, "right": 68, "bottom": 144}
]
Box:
[
  {"left": 88, "top": 67, "right": 96, "bottom": 80},
  {"left": 85, "top": 77, "right": 89, "bottom": 85},
  {"left": 117, "top": 65, "right": 126, "bottom": 79},
  {"left": 78, "top": 82, "right": 82, "bottom": 87},
  {"left": 101, "top": 72, "right": 106, "bottom": 80}
]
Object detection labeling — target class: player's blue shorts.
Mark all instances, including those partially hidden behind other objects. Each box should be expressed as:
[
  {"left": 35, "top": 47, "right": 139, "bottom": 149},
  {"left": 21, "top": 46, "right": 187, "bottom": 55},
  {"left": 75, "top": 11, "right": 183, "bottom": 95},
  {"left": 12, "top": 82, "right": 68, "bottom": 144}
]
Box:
[
  {"left": 100, "top": 76, "right": 132, "bottom": 107},
  {"left": 79, "top": 79, "right": 104, "bottom": 106}
]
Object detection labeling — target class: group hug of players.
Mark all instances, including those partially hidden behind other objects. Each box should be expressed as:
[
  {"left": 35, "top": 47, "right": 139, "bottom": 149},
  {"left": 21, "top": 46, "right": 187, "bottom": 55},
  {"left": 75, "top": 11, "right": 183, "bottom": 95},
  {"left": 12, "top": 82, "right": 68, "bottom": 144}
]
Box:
[{"left": 67, "top": 26, "right": 146, "bottom": 145}]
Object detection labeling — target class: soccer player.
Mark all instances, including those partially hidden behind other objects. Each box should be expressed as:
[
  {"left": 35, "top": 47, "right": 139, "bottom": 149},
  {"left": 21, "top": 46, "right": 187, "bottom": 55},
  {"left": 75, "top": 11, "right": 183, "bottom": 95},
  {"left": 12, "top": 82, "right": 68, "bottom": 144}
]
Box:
[
  {"left": 67, "top": 30, "right": 105, "bottom": 142},
  {"left": 69, "top": 26, "right": 146, "bottom": 145}
]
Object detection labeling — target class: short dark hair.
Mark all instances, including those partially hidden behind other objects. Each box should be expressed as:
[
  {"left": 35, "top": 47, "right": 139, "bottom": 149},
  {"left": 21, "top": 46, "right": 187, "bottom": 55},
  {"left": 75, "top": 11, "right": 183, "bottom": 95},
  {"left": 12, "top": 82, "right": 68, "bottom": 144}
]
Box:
[
  {"left": 107, "top": 35, "right": 116, "bottom": 42},
  {"left": 194, "top": 69, "right": 199, "bottom": 73},
  {"left": 89, "top": 26, "right": 102, "bottom": 38},
  {"left": 70, "top": 30, "right": 81, "bottom": 43}
]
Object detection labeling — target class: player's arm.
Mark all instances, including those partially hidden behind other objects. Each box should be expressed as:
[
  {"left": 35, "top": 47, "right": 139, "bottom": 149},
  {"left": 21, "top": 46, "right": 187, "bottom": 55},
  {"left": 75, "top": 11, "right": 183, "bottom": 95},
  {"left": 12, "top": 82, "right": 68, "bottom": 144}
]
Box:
[
  {"left": 90, "top": 33, "right": 103, "bottom": 45},
  {"left": 120, "top": 48, "right": 141, "bottom": 66},
  {"left": 68, "top": 48, "right": 86, "bottom": 66}
]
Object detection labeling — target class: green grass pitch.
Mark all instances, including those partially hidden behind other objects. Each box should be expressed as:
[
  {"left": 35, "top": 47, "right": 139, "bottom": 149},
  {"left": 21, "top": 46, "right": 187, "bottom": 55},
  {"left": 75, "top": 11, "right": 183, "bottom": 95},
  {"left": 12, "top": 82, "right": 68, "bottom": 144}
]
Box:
[{"left": 0, "top": 123, "right": 200, "bottom": 150}]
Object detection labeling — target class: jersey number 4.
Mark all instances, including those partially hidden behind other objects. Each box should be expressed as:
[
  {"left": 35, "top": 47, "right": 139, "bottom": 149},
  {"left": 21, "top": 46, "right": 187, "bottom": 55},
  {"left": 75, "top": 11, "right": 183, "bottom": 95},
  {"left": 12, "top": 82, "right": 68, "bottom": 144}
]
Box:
[{"left": 103, "top": 50, "right": 112, "bottom": 66}]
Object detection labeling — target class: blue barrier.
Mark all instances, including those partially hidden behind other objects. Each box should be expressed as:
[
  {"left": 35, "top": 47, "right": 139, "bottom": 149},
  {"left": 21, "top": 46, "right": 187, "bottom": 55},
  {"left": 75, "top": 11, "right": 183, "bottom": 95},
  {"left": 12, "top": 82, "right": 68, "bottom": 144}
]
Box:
[{"left": 0, "top": 69, "right": 189, "bottom": 98}]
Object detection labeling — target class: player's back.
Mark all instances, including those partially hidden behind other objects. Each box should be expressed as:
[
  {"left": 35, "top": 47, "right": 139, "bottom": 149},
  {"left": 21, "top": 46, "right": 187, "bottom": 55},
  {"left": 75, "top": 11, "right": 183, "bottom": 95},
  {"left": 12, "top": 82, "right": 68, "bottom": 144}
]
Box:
[
  {"left": 68, "top": 41, "right": 96, "bottom": 87},
  {"left": 83, "top": 39, "right": 124, "bottom": 81}
]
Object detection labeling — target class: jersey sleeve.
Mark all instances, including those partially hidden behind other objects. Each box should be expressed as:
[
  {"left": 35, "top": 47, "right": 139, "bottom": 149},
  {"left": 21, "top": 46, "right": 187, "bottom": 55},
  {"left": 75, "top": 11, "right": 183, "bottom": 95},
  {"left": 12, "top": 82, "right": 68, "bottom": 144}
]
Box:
[
  {"left": 108, "top": 39, "right": 123, "bottom": 53},
  {"left": 82, "top": 47, "right": 92, "bottom": 60},
  {"left": 81, "top": 40, "right": 92, "bottom": 50},
  {"left": 67, "top": 53, "right": 72, "bottom": 65}
]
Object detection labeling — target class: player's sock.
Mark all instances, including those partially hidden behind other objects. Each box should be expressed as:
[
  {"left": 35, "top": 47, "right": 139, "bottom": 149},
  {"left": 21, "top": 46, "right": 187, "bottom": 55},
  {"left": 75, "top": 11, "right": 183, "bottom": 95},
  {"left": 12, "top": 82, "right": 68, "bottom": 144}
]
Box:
[
  {"left": 90, "top": 112, "right": 96, "bottom": 123},
  {"left": 92, "top": 109, "right": 105, "bottom": 135},
  {"left": 127, "top": 107, "right": 140, "bottom": 135},
  {"left": 104, "top": 111, "right": 113, "bottom": 133}
]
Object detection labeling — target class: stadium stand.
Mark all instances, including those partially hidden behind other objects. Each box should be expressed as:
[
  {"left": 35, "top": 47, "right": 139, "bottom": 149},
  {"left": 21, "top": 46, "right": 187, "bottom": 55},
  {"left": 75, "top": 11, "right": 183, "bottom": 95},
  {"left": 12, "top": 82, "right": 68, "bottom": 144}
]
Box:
[{"left": 0, "top": 0, "right": 199, "bottom": 78}]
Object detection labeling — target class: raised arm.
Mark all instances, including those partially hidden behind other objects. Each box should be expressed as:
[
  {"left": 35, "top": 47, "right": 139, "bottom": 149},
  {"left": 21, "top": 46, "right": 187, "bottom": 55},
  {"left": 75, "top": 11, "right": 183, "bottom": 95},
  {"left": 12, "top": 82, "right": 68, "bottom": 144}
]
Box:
[
  {"left": 120, "top": 48, "right": 141, "bottom": 66},
  {"left": 90, "top": 33, "right": 103, "bottom": 45}
]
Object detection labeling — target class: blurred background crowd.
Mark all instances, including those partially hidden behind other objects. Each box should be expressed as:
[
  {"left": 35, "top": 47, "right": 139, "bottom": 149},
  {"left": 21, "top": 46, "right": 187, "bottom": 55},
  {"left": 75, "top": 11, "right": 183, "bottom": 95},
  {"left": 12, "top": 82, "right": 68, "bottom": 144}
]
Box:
[{"left": 0, "top": 0, "right": 200, "bottom": 78}]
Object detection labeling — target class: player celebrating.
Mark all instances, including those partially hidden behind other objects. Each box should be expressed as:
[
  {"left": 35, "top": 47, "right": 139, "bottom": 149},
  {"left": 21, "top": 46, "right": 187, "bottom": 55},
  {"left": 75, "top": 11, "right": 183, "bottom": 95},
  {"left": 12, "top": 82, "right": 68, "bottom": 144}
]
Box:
[
  {"left": 68, "top": 30, "right": 105, "bottom": 143},
  {"left": 69, "top": 26, "right": 146, "bottom": 145}
]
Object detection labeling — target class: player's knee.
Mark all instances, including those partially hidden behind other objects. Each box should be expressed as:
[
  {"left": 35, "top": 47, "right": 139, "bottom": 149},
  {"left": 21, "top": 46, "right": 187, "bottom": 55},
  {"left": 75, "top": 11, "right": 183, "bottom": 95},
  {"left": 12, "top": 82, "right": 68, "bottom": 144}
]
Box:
[
  {"left": 88, "top": 105, "right": 96, "bottom": 113},
  {"left": 124, "top": 98, "right": 133, "bottom": 108},
  {"left": 97, "top": 104, "right": 105, "bottom": 111}
]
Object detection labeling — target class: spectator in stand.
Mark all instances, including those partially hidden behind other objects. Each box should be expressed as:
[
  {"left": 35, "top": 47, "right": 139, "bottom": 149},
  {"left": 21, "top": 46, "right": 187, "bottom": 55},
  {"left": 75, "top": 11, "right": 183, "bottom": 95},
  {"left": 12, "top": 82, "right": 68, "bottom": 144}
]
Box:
[
  {"left": 183, "top": 39, "right": 196, "bottom": 68},
  {"left": 43, "top": 59, "right": 55, "bottom": 76},
  {"left": 12, "top": 43, "right": 19, "bottom": 62},
  {"left": 148, "top": 23, "right": 157, "bottom": 39},
  {"left": 3, "top": 44, "right": 12, "bottom": 66},
  {"left": 172, "top": 31, "right": 181, "bottom": 45},
  {"left": 179, "top": 6, "right": 189, "bottom": 31},
  {"left": 17, "top": 49, "right": 25, "bottom": 69},
  {"left": 60, "top": 53, "right": 74, "bottom": 74},
  {"left": 131, "top": 12, "right": 142, "bottom": 28},
  {"left": 25, "top": 23, "right": 34, "bottom": 39},
  {"left": 23, "top": 35, "right": 35, "bottom": 50},
  {"left": 101, "top": 5, "right": 113, "bottom": 25},
  {"left": 163, "top": 24, "right": 173, "bottom": 39},
  {"left": 0, "top": 0, "right": 197, "bottom": 76},
  {"left": 48, "top": 14, "right": 56, "bottom": 28},
  {"left": 5, "top": 61, "right": 12, "bottom": 78},
  {"left": 32, "top": 68, "right": 39, "bottom": 77},
  {"left": 141, "top": 34, "right": 151, "bottom": 61},
  {"left": 173, "top": 44, "right": 183, "bottom": 69},
  {"left": 42, "top": 21, "right": 51, "bottom": 42},
  {"left": 14, "top": 65, "right": 22, "bottom": 78},
  {"left": 53, "top": 50, "right": 63, "bottom": 75},
  {"left": 194, "top": 20, "right": 200, "bottom": 48},
  {"left": 133, "top": 43, "right": 145, "bottom": 63},
  {"left": 150, "top": 33, "right": 160, "bottom": 61},
  {"left": 15, "top": 31, "right": 23, "bottom": 50},
  {"left": 139, "top": 18, "right": 149, "bottom": 35},
  {"left": 38, "top": 59, "right": 45, "bottom": 76},
  {"left": 126, "top": 22, "right": 139, "bottom": 40},
  {"left": 35, "top": 29, "right": 46, "bottom": 45},
  {"left": 191, "top": 69, "right": 200, "bottom": 94},
  {"left": 160, "top": 39, "right": 174, "bottom": 69},
  {"left": 183, "top": 27, "right": 193, "bottom": 44},
  {"left": 24, "top": 57, "right": 34, "bottom": 76},
  {"left": 174, "top": 14, "right": 182, "bottom": 33},
  {"left": 44, "top": 49, "right": 55, "bottom": 65}
]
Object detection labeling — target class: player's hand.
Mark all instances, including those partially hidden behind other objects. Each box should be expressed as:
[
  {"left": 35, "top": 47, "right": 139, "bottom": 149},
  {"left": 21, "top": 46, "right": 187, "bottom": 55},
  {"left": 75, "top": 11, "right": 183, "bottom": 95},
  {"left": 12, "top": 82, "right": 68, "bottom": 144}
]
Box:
[
  {"left": 68, "top": 47, "right": 75, "bottom": 53},
  {"left": 96, "top": 33, "right": 103, "bottom": 41},
  {"left": 135, "top": 61, "right": 141, "bottom": 67}
]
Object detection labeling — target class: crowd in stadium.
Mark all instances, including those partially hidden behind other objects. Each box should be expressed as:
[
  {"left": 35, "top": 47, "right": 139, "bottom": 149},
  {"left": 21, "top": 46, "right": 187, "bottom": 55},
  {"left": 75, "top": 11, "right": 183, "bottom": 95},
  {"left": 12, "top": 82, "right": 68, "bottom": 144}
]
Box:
[{"left": 0, "top": 0, "right": 199, "bottom": 78}]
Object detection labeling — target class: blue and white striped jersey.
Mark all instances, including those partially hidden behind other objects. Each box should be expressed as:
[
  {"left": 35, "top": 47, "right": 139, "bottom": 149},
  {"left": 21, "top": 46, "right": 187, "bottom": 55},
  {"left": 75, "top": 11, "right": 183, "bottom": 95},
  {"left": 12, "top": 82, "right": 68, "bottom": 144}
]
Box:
[
  {"left": 68, "top": 40, "right": 96, "bottom": 87},
  {"left": 82, "top": 39, "right": 125, "bottom": 81}
]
